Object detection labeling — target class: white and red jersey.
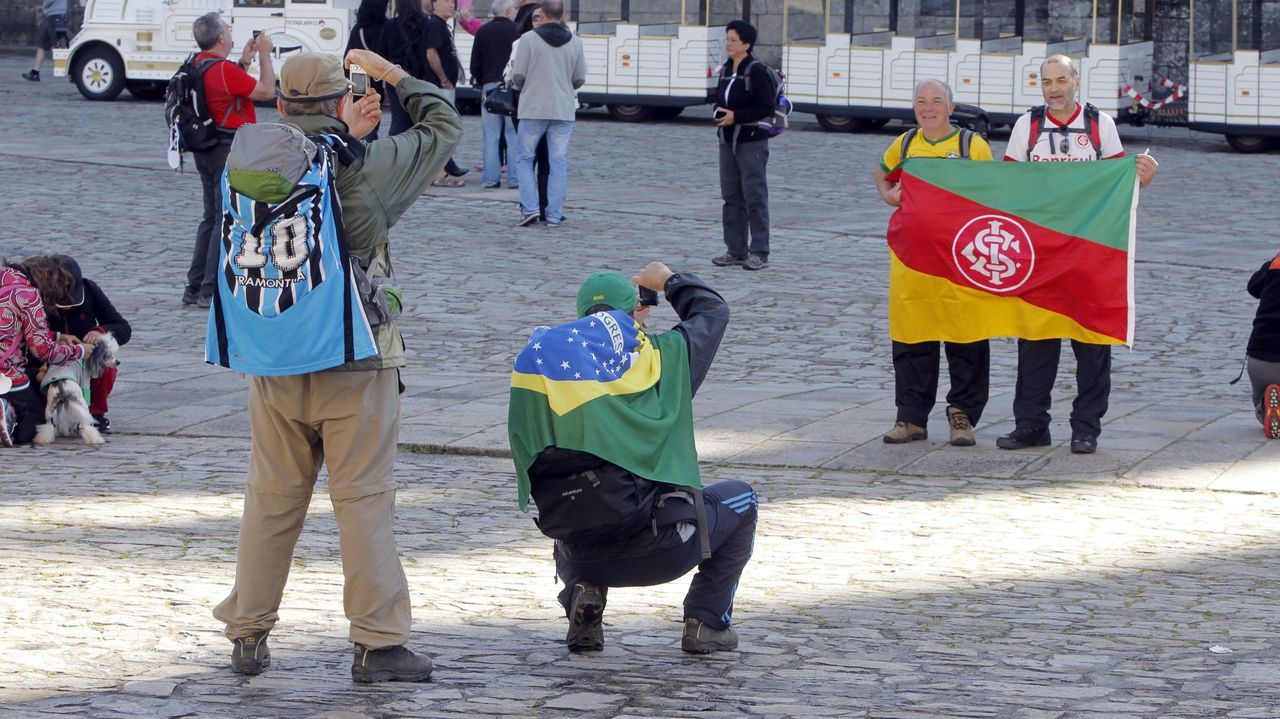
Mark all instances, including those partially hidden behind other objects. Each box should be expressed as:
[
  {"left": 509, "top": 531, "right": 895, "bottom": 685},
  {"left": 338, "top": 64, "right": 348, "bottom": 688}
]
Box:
[{"left": 1003, "top": 103, "right": 1125, "bottom": 163}]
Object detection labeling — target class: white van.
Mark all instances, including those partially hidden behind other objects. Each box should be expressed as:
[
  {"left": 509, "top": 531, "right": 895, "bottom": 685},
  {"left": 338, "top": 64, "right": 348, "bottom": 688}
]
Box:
[{"left": 53, "top": 0, "right": 356, "bottom": 101}]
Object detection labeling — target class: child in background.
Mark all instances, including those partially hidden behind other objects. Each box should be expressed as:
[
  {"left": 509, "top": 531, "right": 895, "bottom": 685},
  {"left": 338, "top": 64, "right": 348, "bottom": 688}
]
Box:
[{"left": 1246, "top": 250, "right": 1280, "bottom": 439}]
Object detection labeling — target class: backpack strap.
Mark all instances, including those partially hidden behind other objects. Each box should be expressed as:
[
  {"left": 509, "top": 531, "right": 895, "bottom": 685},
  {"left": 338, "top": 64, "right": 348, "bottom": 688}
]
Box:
[
  {"left": 1026, "top": 105, "right": 1046, "bottom": 161},
  {"left": 959, "top": 128, "right": 973, "bottom": 159},
  {"left": 899, "top": 127, "right": 919, "bottom": 167},
  {"left": 692, "top": 487, "right": 712, "bottom": 560},
  {"left": 1083, "top": 102, "right": 1103, "bottom": 156},
  {"left": 740, "top": 58, "right": 756, "bottom": 94}
]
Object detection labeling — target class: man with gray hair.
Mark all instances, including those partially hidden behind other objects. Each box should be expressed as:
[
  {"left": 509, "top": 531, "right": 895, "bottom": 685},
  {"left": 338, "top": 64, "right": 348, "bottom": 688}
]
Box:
[
  {"left": 470, "top": 0, "right": 520, "bottom": 188},
  {"left": 181, "top": 12, "right": 275, "bottom": 309},
  {"left": 509, "top": 0, "right": 587, "bottom": 226},
  {"left": 874, "top": 77, "right": 995, "bottom": 447}
]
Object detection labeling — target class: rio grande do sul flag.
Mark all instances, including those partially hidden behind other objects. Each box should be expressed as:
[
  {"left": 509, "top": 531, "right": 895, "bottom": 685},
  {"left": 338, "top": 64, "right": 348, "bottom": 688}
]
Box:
[{"left": 888, "top": 157, "right": 1139, "bottom": 346}]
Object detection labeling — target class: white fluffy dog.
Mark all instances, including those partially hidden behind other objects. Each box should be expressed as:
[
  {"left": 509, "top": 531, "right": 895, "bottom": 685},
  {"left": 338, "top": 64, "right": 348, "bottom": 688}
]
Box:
[{"left": 33, "top": 333, "right": 120, "bottom": 447}]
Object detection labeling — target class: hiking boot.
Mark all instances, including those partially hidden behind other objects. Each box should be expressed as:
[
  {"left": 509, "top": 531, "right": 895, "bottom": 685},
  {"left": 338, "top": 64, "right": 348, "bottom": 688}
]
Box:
[
  {"left": 711, "top": 253, "right": 746, "bottom": 267},
  {"left": 181, "top": 287, "right": 199, "bottom": 306},
  {"left": 22, "top": 69, "right": 40, "bottom": 82},
  {"left": 197, "top": 295, "right": 212, "bottom": 309},
  {"left": 230, "top": 631, "right": 271, "bottom": 675},
  {"left": 743, "top": 254, "right": 768, "bottom": 271},
  {"left": 92, "top": 414, "right": 111, "bottom": 433},
  {"left": 681, "top": 618, "right": 738, "bottom": 654},
  {"left": 1266, "top": 384, "right": 1280, "bottom": 440},
  {"left": 1070, "top": 433, "right": 1098, "bottom": 454},
  {"left": 566, "top": 582, "right": 604, "bottom": 652},
  {"left": 351, "top": 644, "right": 433, "bottom": 683},
  {"left": 0, "top": 398, "right": 15, "bottom": 447},
  {"left": 996, "top": 425, "right": 1051, "bottom": 450},
  {"left": 946, "top": 407, "right": 975, "bottom": 446},
  {"left": 882, "top": 421, "right": 926, "bottom": 444}
]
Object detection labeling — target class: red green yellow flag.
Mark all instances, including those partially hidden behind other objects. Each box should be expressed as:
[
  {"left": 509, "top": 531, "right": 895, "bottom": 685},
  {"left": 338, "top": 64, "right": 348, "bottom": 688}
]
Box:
[{"left": 888, "top": 157, "right": 1138, "bottom": 346}]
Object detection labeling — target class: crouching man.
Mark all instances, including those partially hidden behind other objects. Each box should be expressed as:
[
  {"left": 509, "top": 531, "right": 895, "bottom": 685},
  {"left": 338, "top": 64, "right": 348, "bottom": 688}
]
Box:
[{"left": 508, "top": 262, "right": 758, "bottom": 654}]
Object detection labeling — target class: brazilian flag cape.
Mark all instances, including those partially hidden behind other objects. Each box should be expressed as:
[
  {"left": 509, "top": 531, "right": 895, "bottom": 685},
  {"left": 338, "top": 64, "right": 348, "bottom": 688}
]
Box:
[{"left": 508, "top": 310, "right": 701, "bottom": 510}]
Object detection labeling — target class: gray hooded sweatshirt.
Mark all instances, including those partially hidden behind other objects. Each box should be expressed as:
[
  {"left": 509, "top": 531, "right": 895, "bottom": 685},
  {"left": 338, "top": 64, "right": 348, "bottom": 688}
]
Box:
[{"left": 509, "top": 23, "right": 588, "bottom": 122}]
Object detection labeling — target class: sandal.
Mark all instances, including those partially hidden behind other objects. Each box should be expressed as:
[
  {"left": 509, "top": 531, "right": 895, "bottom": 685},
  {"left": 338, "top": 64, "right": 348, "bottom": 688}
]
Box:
[{"left": 431, "top": 173, "right": 465, "bottom": 188}]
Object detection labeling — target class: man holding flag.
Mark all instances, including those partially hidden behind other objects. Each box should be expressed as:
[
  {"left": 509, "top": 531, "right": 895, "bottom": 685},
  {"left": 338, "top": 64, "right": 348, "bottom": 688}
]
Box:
[
  {"left": 508, "top": 262, "right": 758, "bottom": 655},
  {"left": 995, "top": 54, "right": 1159, "bottom": 454},
  {"left": 875, "top": 78, "right": 994, "bottom": 447}
]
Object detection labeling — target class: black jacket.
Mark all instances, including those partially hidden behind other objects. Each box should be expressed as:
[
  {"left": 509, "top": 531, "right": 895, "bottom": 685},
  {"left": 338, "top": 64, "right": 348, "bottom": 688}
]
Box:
[
  {"left": 470, "top": 16, "right": 519, "bottom": 86},
  {"left": 529, "top": 271, "right": 730, "bottom": 481},
  {"left": 1248, "top": 253, "right": 1280, "bottom": 361},
  {"left": 379, "top": 17, "right": 429, "bottom": 80},
  {"left": 49, "top": 279, "right": 131, "bottom": 345},
  {"left": 715, "top": 54, "right": 775, "bottom": 145}
]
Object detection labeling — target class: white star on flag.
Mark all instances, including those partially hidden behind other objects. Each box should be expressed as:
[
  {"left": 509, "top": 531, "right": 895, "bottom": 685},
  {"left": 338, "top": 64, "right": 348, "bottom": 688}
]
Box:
[
  {"left": 574, "top": 372, "right": 581, "bottom": 379},
  {"left": 589, "top": 320, "right": 596, "bottom": 327},
  {"left": 567, "top": 336, "right": 575, "bottom": 343},
  {"left": 533, "top": 342, "right": 542, "bottom": 351},
  {"left": 560, "top": 361, "right": 570, "bottom": 369},
  {"left": 536, "top": 358, "right": 543, "bottom": 365},
  {"left": 571, "top": 328, "right": 579, "bottom": 335}
]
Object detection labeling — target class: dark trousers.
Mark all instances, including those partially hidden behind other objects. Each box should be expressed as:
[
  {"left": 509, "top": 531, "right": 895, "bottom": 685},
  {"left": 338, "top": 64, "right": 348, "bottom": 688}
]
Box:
[
  {"left": 2, "top": 384, "right": 44, "bottom": 445},
  {"left": 1013, "top": 338, "right": 1111, "bottom": 438},
  {"left": 555, "top": 480, "right": 758, "bottom": 630},
  {"left": 387, "top": 86, "right": 412, "bottom": 136},
  {"left": 893, "top": 340, "right": 989, "bottom": 427},
  {"left": 719, "top": 140, "right": 770, "bottom": 258},
  {"left": 188, "top": 140, "right": 232, "bottom": 299}
]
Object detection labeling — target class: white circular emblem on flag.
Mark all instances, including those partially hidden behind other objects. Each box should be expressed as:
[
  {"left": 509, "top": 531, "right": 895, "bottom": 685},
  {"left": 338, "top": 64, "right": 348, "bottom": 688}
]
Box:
[{"left": 952, "top": 214, "right": 1035, "bottom": 292}]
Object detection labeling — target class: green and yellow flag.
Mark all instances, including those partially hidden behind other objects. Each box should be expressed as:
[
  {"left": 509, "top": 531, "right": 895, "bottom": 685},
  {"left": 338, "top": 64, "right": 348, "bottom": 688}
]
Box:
[
  {"left": 888, "top": 157, "right": 1138, "bottom": 345},
  {"left": 508, "top": 310, "right": 700, "bottom": 510}
]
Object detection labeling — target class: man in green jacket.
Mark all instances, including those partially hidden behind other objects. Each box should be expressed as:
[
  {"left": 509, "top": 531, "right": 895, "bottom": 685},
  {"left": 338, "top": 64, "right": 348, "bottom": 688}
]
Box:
[{"left": 212, "top": 49, "right": 462, "bottom": 683}]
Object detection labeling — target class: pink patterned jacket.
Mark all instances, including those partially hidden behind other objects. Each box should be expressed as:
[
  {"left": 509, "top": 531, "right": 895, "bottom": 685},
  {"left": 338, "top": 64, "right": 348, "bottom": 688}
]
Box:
[{"left": 0, "top": 266, "right": 85, "bottom": 391}]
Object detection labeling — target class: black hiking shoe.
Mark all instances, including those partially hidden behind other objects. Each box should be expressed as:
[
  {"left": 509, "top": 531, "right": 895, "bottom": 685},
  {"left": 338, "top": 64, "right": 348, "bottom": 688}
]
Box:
[
  {"left": 22, "top": 69, "right": 40, "bottom": 82},
  {"left": 566, "top": 582, "right": 604, "bottom": 652},
  {"left": 230, "top": 631, "right": 271, "bottom": 675},
  {"left": 995, "top": 425, "right": 1051, "bottom": 450},
  {"left": 681, "top": 618, "right": 739, "bottom": 654},
  {"left": 92, "top": 414, "right": 111, "bottom": 433},
  {"left": 351, "top": 644, "right": 433, "bottom": 683}
]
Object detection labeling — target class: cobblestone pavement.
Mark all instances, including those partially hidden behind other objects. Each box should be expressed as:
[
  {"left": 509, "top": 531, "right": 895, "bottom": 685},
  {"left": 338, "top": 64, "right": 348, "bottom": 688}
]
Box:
[{"left": 3, "top": 54, "right": 1280, "bottom": 717}]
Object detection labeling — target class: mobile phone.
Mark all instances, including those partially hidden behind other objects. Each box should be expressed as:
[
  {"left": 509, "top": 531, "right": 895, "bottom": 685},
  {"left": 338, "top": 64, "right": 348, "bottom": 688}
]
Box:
[
  {"left": 713, "top": 108, "right": 727, "bottom": 121},
  {"left": 638, "top": 287, "right": 658, "bottom": 306},
  {"left": 349, "top": 64, "right": 368, "bottom": 97},
  {"left": 252, "top": 29, "right": 262, "bottom": 38}
]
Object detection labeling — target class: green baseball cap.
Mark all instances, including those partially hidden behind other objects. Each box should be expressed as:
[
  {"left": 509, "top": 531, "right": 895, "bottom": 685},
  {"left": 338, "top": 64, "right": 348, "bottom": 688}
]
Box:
[{"left": 576, "top": 271, "right": 637, "bottom": 317}]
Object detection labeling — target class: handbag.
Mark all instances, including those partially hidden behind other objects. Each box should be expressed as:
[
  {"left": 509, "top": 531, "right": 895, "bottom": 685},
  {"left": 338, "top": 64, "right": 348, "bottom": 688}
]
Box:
[{"left": 483, "top": 83, "right": 518, "bottom": 117}]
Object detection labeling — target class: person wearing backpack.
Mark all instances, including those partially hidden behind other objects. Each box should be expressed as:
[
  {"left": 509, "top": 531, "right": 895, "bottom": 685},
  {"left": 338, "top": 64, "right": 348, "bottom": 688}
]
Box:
[
  {"left": 180, "top": 12, "right": 276, "bottom": 310},
  {"left": 995, "top": 54, "right": 1158, "bottom": 455},
  {"left": 711, "top": 20, "right": 777, "bottom": 272},
  {"left": 873, "top": 78, "right": 994, "bottom": 447},
  {"left": 509, "top": 262, "right": 759, "bottom": 655},
  {"left": 209, "top": 49, "right": 462, "bottom": 683}
]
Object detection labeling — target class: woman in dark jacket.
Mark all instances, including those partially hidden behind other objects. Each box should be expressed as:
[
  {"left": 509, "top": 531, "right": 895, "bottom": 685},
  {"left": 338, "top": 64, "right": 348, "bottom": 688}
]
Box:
[
  {"left": 710, "top": 20, "right": 776, "bottom": 272},
  {"left": 379, "top": 0, "right": 430, "bottom": 136},
  {"left": 1246, "top": 251, "right": 1280, "bottom": 438},
  {"left": 347, "top": 0, "right": 390, "bottom": 139}
]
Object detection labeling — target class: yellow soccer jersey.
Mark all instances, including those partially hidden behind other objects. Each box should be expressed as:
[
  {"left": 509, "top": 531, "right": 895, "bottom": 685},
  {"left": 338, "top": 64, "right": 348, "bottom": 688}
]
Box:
[{"left": 880, "top": 128, "right": 994, "bottom": 180}]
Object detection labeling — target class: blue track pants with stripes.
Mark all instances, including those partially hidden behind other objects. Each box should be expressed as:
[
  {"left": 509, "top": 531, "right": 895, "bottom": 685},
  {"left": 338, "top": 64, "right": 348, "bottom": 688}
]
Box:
[{"left": 555, "top": 479, "right": 758, "bottom": 630}]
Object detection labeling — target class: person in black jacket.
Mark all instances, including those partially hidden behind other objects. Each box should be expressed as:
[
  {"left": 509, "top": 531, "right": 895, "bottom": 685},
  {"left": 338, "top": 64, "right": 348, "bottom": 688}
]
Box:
[
  {"left": 471, "top": 0, "right": 520, "bottom": 188},
  {"left": 347, "top": 0, "right": 390, "bottom": 139},
  {"left": 519, "top": 262, "right": 758, "bottom": 655},
  {"left": 23, "top": 255, "right": 131, "bottom": 432},
  {"left": 1247, "top": 251, "right": 1280, "bottom": 438},
  {"left": 711, "top": 20, "right": 776, "bottom": 272},
  {"left": 379, "top": 0, "right": 430, "bottom": 136}
]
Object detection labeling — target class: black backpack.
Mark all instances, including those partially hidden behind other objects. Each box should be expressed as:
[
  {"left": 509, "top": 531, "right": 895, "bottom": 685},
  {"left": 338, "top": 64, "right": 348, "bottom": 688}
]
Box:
[
  {"left": 165, "top": 54, "right": 234, "bottom": 154},
  {"left": 529, "top": 464, "right": 661, "bottom": 543},
  {"left": 1025, "top": 102, "right": 1102, "bottom": 160}
]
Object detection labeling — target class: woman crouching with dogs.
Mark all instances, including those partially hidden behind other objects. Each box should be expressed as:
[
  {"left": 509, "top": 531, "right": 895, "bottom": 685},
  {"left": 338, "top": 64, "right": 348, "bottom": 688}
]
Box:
[{"left": 0, "top": 254, "right": 117, "bottom": 446}]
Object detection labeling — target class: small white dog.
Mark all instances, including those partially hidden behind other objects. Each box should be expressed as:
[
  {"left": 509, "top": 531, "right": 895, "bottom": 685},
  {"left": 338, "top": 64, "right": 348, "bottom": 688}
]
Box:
[{"left": 33, "top": 333, "right": 121, "bottom": 447}]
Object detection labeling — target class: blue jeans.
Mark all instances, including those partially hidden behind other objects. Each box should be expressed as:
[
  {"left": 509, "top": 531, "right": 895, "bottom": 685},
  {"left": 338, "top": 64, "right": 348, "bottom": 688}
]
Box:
[
  {"left": 481, "top": 82, "right": 519, "bottom": 186},
  {"left": 516, "top": 119, "right": 573, "bottom": 221}
]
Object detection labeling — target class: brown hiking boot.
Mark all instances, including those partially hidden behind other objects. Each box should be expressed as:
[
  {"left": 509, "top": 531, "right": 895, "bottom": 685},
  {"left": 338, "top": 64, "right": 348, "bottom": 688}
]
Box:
[
  {"left": 882, "top": 421, "right": 926, "bottom": 444},
  {"left": 947, "top": 407, "right": 975, "bottom": 446}
]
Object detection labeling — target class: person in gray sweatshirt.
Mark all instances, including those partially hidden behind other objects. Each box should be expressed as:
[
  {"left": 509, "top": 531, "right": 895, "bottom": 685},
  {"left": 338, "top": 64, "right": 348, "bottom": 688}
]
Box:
[
  {"left": 508, "top": 0, "right": 587, "bottom": 227},
  {"left": 23, "top": 0, "right": 70, "bottom": 81}
]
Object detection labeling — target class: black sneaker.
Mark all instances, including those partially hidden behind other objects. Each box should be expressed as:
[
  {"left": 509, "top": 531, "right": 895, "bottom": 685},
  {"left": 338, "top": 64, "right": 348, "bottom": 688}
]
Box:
[
  {"left": 996, "top": 425, "right": 1051, "bottom": 450},
  {"left": 711, "top": 253, "right": 746, "bottom": 267},
  {"left": 1070, "top": 434, "right": 1098, "bottom": 454},
  {"left": 92, "top": 414, "right": 111, "bottom": 433},
  {"left": 230, "top": 631, "right": 271, "bottom": 675},
  {"left": 197, "top": 295, "right": 212, "bottom": 309},
  {"left": 517, "top": 213, "right": 540, "bottom": 227},
  {"left": 482, "top": 181, "right": 501, "bottom": 188},
  {"left": 22, "top": 69, "right": 40, "bottom": 82},
  {"left": 181, "top": 287, "right": 199, "bottom": 306},
  {"left": 351, "top": 644, "right": 433, "bottom": 683},
  {"left": 743, "top": 254, "right": 768, "bottom": 271},
  {"left": 566, "top": 582, "right": 604, "bottom": 652},
  {"left": 681, "top": 618, "right": 738, "bottom": 654}
]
